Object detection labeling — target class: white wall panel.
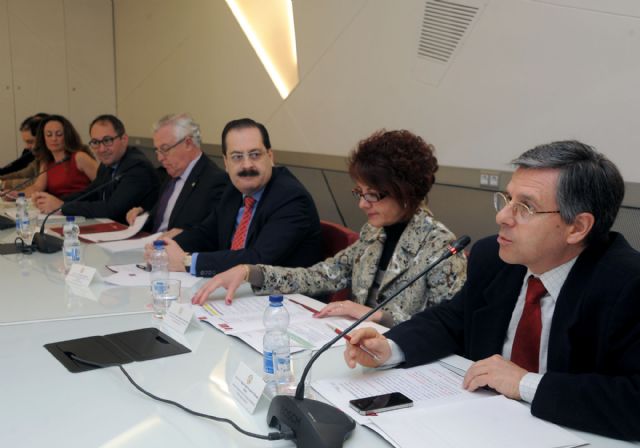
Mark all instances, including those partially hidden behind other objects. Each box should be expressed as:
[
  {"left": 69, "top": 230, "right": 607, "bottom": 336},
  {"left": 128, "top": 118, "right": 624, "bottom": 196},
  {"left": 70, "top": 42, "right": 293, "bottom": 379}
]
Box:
[
  {"left": 0, "top": 0, "right": 17, "bottom": 163},
  {"left": 115, "top": 0, "right": 640, "bottom": 182}
]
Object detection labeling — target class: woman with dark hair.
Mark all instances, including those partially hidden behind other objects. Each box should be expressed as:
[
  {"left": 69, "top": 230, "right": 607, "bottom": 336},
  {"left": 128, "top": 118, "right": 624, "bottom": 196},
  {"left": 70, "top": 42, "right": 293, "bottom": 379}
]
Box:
[
  {"left": 20, "top": 115, "right": 98, "bottom": 198},
  {"left": 191, "top": 130, "right": 466, "bottom": 327}
]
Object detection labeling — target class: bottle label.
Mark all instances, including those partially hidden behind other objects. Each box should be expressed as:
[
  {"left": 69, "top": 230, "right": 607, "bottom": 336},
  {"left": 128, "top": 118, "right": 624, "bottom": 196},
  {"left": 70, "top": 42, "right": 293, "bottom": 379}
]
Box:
[
  {"left": 263, "top": 350, "right": 275, "bottom": 374},
  {"left": 65, "top": 247, "right": 80, "bottom": 263},
  {"left": 152, "top": 280, "right": 168, "bottom": 295}
]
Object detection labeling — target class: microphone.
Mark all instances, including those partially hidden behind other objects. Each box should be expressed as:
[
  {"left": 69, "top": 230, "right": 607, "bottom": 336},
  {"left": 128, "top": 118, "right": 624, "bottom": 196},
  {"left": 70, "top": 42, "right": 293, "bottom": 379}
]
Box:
[
  {"left": 32, "top": 173, "right": 126, "bottom": 253},
  {"left": 266, "top": 235, "right": 471, "bottom": 448},
  {"left": 0, "top": 155, "right": 70, "bottom": 198}
]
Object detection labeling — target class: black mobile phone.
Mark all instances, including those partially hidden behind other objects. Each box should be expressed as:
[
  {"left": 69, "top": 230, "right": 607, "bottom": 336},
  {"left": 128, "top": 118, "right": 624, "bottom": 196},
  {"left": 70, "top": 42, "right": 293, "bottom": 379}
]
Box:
[{"left": 348, "top": 392, "right": 413, "bottom": 415}]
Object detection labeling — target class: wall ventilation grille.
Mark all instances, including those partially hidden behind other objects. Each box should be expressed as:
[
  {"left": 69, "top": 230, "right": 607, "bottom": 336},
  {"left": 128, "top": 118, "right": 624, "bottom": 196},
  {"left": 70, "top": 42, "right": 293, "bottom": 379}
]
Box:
[{"left": 418, "top": 0, "right": 480, "bottom": 63}]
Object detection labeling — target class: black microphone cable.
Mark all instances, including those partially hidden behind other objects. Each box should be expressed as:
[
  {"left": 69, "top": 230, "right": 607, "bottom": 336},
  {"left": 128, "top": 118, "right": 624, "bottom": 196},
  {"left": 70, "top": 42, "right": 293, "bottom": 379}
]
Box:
[{"left": 68, "top": 354, "right": 295, "bottom": 442}]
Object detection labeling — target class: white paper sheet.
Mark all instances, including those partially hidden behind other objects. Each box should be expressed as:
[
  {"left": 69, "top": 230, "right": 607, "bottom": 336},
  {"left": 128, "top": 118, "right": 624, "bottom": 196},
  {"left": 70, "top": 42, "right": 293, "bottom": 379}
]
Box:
[
  {"left": 97, "top": 232, "right": 162, "bottom": 253},
  {"left": 102, "top": 265, "right": 203, "bottom": 288},
  {"left": 81, "top": 213, "right": 149, "bottom": 242},
  {"left": 312, "top": 362, "right": 488, "bottom": 425},
  {"left": 194, "top": 294, "right": 388, "bottom": 353},
  {"left": 372, "top": 395, "right": 587, "bottom": 448}
]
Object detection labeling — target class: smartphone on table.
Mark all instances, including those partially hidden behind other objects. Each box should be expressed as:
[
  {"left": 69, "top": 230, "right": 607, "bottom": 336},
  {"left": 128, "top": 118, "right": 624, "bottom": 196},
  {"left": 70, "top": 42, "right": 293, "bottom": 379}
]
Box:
[{"left": 348, "top": 392, "right": 413, "bottom": 415}]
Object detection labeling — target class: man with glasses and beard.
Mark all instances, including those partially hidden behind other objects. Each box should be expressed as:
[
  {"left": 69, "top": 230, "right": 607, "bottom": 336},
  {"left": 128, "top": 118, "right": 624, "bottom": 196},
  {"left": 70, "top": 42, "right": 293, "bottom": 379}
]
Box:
[
  {"left": 148, "top": 117, "right": 322, "bottom": 277},
  {"left": 33, "top": 114, "right": 159, "bottom": 224}
]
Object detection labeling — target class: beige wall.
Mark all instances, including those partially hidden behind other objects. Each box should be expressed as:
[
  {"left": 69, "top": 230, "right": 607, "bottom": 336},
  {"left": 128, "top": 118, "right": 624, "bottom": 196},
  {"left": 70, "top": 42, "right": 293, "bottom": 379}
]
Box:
[
  {"left": 115, "top": 0, "right": 640, "bottom": 182},
  {"left": 0, "top": 0, "right": 115, "bottom": 162}
]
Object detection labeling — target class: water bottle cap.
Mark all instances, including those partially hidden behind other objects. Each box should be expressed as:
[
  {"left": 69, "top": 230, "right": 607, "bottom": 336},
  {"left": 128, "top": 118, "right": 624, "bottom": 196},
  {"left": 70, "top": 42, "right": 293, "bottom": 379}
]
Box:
[
  {"left": 65, "top": 215, "right": 75, "bottom": 222},
  {"left": 268, "top": 295, "right": 284, "bottom": 305},
  {"left": 18, "top": 192, "right": 25, "bottom": 197},
  {"left": 153, "top": 240, "right": 165, "bottom": 249}
]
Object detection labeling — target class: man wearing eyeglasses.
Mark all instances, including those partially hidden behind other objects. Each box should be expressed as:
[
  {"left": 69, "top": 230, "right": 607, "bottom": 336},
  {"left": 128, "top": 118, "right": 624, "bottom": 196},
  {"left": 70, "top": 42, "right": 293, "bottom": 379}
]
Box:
[
  {"left": 33, "top": 114, "right": 160, "bottom": 224},
  {"left": 151, "top": 117, "right": 322, "bottom": 277},
  {"left": 125, "top": 114, "right": 228, "bottom": 234},
  {"left": 343, "top": 140, "right": 640, "bottom": 440}
]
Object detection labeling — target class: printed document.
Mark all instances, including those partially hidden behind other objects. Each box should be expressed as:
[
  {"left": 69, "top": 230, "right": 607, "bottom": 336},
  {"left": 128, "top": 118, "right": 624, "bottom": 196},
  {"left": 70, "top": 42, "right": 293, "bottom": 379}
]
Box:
[
  {"left": 312, "top": 355, "right": 587, "bottom": 448},
  {"left": 81, "top": 213, "right": 149, "bottom": 242},
  {"left": 195, "top": 294, "right": 387, "bottom": 353}
]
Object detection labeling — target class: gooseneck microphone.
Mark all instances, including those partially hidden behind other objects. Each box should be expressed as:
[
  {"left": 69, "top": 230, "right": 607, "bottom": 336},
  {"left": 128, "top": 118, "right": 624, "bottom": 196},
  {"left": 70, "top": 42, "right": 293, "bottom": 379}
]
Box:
[
  {"left": 33, "top": 173, "right": 126, "bottom": 253},
  {"left": 0, "top": 155, "right": 70, "bottom": 198},
  {"left": 266, "top": 235, "right": 471, "bottom": 448}
]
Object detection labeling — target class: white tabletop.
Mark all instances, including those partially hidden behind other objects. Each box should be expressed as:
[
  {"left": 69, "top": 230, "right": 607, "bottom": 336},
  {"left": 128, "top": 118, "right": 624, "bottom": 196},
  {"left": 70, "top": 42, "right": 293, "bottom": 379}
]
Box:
[{"left": 0, "top": 224, "right": 636, "bottom": 447}]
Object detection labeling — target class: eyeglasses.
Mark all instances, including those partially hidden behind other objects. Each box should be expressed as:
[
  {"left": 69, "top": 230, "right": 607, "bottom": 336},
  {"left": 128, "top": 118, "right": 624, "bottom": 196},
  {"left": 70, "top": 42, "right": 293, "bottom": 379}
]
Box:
[
  {"left": 493, "top": 192, "right": 560, "bottom": 222},
  {"left": 88, "top": 134, "right": 123, "bottom": 149},
  {"left": 352, "top": 188, "right": 388, "bottom": 203},
  {"left": 227, "top": 150, "right": 266, "bottom": 164},
  {"left": 155, "top": 136, "right": 189, "bottom": 156}
]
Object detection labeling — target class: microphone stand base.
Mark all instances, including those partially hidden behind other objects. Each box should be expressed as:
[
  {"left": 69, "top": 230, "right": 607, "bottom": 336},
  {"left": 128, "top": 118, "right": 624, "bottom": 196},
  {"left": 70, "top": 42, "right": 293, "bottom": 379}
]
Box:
[
  {"left": 267, "top": 395, "right": 355, "bottom": 448},
  {"left": 33, "top": 233, "right": 63, "bottom": 253}
]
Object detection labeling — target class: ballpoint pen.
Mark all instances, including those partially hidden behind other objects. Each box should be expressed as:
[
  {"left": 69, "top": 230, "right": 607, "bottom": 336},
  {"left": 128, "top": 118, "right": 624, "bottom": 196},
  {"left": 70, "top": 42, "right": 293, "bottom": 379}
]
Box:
[{"left": 330, "top": 326, "right": 381, "bottom": 361}]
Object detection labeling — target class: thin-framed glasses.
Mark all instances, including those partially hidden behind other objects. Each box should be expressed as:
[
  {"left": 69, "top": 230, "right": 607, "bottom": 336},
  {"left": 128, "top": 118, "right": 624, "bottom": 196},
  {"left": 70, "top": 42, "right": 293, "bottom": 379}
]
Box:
[
  {"left": 155, "top": 136, "right": 189, "bottom": 156},
  {"left": 352, "top": 188, "right": 388, "bottom": 203},
  {"left": 88, "top": 134, "right": 123, "bottom": 149},
  {"left": 493, "top": 192, "right": 560, "bottom": 222},
  {"left": 228, "top": 150, "right": 266, "bottom": 164}
]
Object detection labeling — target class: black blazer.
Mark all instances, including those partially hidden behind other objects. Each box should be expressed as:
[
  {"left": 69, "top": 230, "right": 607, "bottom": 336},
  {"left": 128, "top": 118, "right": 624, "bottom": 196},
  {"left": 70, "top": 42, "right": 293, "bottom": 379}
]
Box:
[
  {"left": 146, "top": 155, "right": 228, "bottom": 232},
  {"left": 62, "top": 147, "right": 160, "bottom": 224},
  {"left": 386, "top": 233, "right": 640, "bottom": 440},
  {"left": 175, "top": 166, "right": 323, "bottom": 277}
]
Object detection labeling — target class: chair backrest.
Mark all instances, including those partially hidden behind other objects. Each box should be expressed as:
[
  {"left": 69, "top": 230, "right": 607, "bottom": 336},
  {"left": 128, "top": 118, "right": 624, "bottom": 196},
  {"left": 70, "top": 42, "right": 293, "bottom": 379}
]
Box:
[
  {"left": 320, "top": 220, "right": 359, "bottom": 302},
  {"left": 320, "top": 220, "right": 359, "bottom": 259}
]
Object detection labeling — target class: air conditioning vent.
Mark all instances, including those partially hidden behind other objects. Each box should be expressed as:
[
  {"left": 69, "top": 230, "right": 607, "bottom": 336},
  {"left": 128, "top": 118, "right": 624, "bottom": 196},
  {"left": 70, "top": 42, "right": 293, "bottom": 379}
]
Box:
[
  {"left": 418, "top": 0, "right": 480, "bottom": 63},
  {"left": 412, "top": 0, "right": 485, "bottom": 86}
]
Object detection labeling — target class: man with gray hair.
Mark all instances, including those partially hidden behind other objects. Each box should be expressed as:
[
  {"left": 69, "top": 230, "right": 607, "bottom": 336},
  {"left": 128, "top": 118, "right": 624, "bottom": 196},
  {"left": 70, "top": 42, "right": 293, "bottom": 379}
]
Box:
[
  {"left": 126, "top": 113, "right": 227, "bottom": 233},
  {"left": 344, "top": 140, "right": 640, "bottom": 440}
]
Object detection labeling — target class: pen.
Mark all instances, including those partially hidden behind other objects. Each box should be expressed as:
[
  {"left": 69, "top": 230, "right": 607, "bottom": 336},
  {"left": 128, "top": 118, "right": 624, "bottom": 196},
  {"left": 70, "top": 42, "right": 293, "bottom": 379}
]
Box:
[{"left": 332, "top": 326, "right": 381, "bottom": 361}]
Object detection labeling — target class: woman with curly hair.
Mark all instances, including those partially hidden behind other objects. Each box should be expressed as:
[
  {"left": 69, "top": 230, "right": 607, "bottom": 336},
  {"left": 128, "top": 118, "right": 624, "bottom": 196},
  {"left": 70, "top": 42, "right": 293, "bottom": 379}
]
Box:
[
  {"left": 18, "top": 114, "right": 98, "bottom": 198},
  {"left": 192, "top": 130, "right": 467, "bottom": 327}
]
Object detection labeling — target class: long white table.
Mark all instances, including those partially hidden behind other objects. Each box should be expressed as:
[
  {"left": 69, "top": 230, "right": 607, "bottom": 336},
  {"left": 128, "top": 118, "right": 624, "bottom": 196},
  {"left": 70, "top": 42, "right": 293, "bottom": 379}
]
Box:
[{"left": 0, "top": 225, "right": 637, "bottom": 447}]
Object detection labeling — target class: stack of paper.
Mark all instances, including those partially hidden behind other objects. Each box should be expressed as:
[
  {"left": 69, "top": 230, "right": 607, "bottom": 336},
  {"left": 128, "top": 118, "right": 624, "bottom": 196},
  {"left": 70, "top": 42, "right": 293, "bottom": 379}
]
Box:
[{"left": 312, "top": 355, "right": 587, "bottom": 448}]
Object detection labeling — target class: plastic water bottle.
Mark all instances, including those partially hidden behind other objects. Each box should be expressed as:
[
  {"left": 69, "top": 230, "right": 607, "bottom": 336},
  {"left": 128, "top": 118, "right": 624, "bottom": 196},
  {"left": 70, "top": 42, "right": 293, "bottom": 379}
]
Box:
[
  {"left": 15, "top": 192, "right": 27, "bottom": 235},
  {"left": 62, "top": 216, "right": 81, "bottom": 271},
  {"left": 263, "top": 295, "right": 293, "bottom": 396},
  {"left": 150, "top": 240, "right": 170, "bottom": 316}
]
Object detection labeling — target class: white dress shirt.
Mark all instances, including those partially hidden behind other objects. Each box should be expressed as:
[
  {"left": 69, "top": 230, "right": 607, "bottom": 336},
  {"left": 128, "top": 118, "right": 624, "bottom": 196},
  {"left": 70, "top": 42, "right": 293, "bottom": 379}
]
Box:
[{"left": 157, "top": 154, "right": 201, "bottom": 232}]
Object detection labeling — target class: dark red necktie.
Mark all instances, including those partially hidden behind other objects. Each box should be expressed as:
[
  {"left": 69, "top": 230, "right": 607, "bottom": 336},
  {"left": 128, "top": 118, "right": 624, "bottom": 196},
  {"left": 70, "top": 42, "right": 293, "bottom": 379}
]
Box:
[
  {"left": 231, "top": 196, "right": 256, "bottom": 250},
  {"left": 510, "top": 276, "right": 547, "bottom": 372}
]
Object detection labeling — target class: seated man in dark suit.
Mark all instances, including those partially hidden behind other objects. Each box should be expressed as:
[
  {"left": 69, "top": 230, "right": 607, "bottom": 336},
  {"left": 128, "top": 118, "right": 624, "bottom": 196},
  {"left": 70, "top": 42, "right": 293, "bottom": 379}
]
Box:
[
  {"left": 32, "top": 114, "right": 160, "bottom": 224},
  {"left": 0, "top": 113, "right": 47, "bottom": 180},
  {"left": 344, "top": 140, "right": 640, "bottom": 440},
  {"left": 152, "top": 118, "right": 322, "bottom": 277},
  {"left": 125, "top": 113, "right": 228, "bottom": 233}
]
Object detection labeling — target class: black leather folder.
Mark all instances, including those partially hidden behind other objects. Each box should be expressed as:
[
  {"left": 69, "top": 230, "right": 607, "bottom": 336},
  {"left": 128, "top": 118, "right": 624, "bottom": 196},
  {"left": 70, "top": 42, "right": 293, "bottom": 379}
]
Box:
[{"left": 45, "top": 327, "right": 191, "bottom": 373}]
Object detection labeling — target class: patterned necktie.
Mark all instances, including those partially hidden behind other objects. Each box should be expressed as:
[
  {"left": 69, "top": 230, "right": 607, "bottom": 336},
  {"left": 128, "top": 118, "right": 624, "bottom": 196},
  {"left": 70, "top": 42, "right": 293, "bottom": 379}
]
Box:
[
  {"left": 152, "top": 177, "right": 179, "bottom": 232},
  {"left": 231, "top": 196, "right": 256, "bottom": 250},
  {"left": 510, "top": 276, "right": 547, "bottom": 372}
]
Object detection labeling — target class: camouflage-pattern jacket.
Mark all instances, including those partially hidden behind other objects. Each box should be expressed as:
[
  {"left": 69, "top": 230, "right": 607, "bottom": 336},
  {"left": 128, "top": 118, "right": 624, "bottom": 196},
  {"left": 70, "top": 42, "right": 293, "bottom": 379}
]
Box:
[{"left": 253, "top": 205, "right": 467, "bottom": 325}]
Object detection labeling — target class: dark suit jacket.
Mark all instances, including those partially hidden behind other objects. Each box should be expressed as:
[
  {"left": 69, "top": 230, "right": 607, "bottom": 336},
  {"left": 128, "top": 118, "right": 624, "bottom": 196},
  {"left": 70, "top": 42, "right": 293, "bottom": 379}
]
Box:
[
  {"left": 386, "top": 233, "right": 640, "bottom": 440},
  {"left": 0, "top": 149, "right": 34, "bottom": 175},
  {"left": 145, "top": 155, "right": 228, "bottom": 232},
  {"left": 174, "top": 166, "right": 323, "bottom": 277},
  {"left": 62, "top": 147, "right": 160, "bottom": 224}
]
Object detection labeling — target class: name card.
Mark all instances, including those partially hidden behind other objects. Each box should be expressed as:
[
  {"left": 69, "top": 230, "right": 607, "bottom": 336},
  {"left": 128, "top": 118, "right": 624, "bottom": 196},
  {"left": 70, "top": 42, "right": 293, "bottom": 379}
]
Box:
[
  {"left": 65, "top": 264, "right": 97, "bottom": 287},
  {"left": 230, "top": 362, "right": 266, "bottom": 414},
  {"left": 162, "top": 302, "right": 197, "bottom": 334}
]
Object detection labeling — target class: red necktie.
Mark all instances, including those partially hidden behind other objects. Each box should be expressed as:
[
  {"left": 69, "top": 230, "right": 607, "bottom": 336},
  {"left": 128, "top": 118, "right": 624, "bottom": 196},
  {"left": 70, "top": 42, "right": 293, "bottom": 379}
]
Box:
[
  {"left": 510, "top": 276, "right": 546, "bottom": 372},
  {"left": 231, "top": 196, "right": 256, "bottom": 250}
]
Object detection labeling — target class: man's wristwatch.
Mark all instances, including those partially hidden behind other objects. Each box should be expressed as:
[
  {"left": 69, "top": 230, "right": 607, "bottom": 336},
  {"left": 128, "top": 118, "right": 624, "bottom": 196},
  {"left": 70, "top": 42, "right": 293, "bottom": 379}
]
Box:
[{"left": 183, "top": 253, "right": 192, "bottom": 272}]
